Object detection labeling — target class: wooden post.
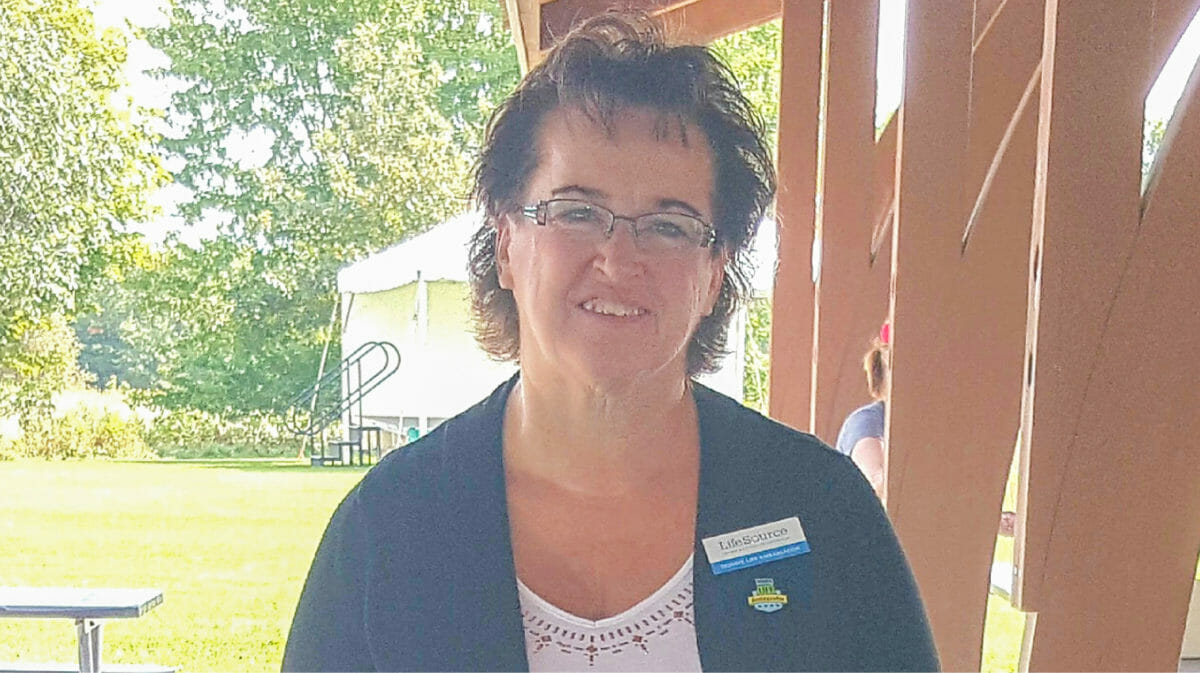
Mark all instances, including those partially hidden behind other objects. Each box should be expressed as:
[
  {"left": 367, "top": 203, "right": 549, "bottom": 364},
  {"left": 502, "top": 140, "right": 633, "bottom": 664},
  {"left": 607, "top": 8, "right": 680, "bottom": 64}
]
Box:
[
  {"left": 886, "top": 0, "right": 1035, "bottom": 668},
  {"left": 1016, "top": 1, "right": 1200, "bottom": 669},
  {"left": 768, "top": 0, "right": 822, "bottom": 431},
  {"left": 808, "top": 0, "right": 884, "bottom": 443}
]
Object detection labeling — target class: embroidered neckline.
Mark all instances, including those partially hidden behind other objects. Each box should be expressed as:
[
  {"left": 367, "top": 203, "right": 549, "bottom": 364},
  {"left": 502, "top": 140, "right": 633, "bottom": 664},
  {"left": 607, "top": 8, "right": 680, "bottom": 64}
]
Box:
[
  {"left": 518, "top": 555, "right": 696, "bottom": 667},
  {"left": 517, "top": 554, "right": 693, "bottom": 628}
]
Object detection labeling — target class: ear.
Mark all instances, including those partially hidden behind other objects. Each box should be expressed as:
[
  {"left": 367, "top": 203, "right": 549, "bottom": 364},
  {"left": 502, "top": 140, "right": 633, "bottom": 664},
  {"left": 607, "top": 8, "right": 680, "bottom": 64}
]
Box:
[
  {"left": 702, "top": 248, "right": 727, "bottom": 316},
  {"left": 495, "top": 214, "right": 515, "bottom": 290}
]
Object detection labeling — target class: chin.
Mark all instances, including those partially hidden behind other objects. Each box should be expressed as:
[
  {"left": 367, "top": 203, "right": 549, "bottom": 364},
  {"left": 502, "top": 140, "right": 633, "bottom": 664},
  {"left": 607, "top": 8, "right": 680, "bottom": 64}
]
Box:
[
  {"left": 569, "top": 354, "right": 688, "bottom": 393},
  {"left": 525, "top": 334, "right": 691, "bottom": 392}
]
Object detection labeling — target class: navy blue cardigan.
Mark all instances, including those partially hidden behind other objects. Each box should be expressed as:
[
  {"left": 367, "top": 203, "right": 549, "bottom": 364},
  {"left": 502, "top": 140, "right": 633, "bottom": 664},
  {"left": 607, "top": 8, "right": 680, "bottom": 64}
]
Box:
[{"left": 283, "top": 377, "right": 938, "bottom": 671}]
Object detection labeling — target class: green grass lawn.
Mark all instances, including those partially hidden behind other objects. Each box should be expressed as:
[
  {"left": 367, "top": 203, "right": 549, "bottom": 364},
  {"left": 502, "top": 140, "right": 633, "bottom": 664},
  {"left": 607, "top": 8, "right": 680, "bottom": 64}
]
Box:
[
  {"left": 983, "top": 535, "right": 1024, "bottom": 672},
  {"left": 0, "top": 459, "right": 366, "bottom": 671},
  {"left": 981, "top": 452, "right": 1026, "bottom": 673},
  {"left": 0, "top": 458, "right": 1028, "bottom": 671}
]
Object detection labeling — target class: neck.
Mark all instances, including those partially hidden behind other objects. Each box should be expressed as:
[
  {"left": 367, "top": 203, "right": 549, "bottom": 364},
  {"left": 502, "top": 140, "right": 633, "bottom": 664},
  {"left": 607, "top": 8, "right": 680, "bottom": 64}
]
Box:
[{"left": 503, "top": 369, "right": 700, "bottom": 496}]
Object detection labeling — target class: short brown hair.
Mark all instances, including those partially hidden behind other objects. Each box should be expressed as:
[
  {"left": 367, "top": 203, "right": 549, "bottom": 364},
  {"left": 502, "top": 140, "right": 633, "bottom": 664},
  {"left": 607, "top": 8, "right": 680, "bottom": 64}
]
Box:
[
  {"left": 864, "top": 338, "right": 890, "bottom": 401},
  {"left": 467, "top": 13, "right": 776, "bottom": 375}
]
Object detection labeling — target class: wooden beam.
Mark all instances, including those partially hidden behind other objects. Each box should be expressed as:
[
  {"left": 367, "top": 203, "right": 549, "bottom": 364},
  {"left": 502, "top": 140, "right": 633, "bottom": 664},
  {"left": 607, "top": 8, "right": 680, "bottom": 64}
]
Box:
[
  {"left": 1016, "top": 9, "right": 1200, "bottom": 667},
  {"left": 1013, "top": 0, "right": 1154, "bottom": 616},
  {"left": 1143, "top": 43, "right": 1200, "bottom": 203},
  {"left": 537, "top": 0, "right": 779, "bottom": 49},
  {"left": 885, "top": 0, "right": 1024, "bottom": 669},
  {"left": 655, "top": 0, "right": 780, "bottom": 45},
  {"left": 868, "top": 116, "right": 898, "bottom": 267},
  {"left": 767, "top": 0, "right": 822, "bottom": 432},
  {"left": 885, "top": 10, "right": 1043, "bottom": 669},
  {"left": 808, "top": 0, "right": 882, "bottom": 443},
  {"left": 505, "top": 0, "right": 542, "bottom": 73},
  {"left": 886, "top": 0, "right": 973, "bottom": 514},
  {"left": 974, "top": 0, "right": 1008, "bottom": 43},
  {"left": 1148, "top": 0, "right": 1200, "bottom": 96},
  {"left": 963, "top": 0, "right": 1044, "bottom": 250}
]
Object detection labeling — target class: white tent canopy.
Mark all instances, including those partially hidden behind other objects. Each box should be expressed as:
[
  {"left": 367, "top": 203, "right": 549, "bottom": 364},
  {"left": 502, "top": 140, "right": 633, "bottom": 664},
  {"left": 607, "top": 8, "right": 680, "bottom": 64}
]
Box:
[{"left": 338, "top": 210, "right": 481, "bottom": 294}]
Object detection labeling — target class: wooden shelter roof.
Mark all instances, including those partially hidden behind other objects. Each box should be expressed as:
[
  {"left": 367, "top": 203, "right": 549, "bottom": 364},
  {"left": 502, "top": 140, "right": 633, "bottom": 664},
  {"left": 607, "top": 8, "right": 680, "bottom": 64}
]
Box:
[{"left": 502, "top": 0, "right": 779, "bottom": 71}]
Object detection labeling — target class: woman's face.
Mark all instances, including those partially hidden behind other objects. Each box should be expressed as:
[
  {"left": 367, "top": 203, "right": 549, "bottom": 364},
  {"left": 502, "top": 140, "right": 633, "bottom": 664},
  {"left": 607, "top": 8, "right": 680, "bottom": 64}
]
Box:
[{"left": 496, "top": 106, "right": 724, "bottom": 391}]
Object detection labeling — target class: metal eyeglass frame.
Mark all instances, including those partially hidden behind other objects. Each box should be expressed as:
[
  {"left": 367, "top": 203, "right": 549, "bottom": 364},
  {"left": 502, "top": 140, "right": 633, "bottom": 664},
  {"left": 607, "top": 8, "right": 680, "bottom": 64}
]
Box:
[{"left": 520, "top": 199, "right": 717, "bottom": 249}]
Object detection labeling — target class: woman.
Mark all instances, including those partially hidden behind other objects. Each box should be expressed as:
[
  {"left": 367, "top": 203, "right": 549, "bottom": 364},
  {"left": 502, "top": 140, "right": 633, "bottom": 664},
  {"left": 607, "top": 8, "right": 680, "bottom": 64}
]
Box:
[
  {"left": 284, "top": 15, "right": 937, "bottom": 672},
  {"left": 834, "top": 323, "right": 890, "bottom": 496}
]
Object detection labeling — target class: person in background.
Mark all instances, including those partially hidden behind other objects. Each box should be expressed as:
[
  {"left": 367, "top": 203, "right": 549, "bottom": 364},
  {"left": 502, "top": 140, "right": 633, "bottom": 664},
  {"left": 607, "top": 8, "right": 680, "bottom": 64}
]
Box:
[
  {"left": 836, "top": 323, "right": 1021, "bottom": 534},
  {"left": 834, "top": 322, "right": 890, "bottom": 496},
  {"left": 283, "top": 15, "right": 937, "bottom": 672}
]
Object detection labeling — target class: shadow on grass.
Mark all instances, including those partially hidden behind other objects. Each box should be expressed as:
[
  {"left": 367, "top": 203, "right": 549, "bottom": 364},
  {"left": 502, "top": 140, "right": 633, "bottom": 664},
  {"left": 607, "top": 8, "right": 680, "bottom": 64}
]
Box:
[{"left": 117, "top": 458, "right": 374, "bottom": 473}]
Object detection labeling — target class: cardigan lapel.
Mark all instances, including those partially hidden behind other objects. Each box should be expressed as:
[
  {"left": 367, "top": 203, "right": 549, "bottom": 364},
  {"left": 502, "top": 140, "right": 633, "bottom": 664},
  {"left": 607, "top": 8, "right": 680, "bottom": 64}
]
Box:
[
  {"left": 367, "top": 376, "right": 529, "bottom": 672},
  {"left": 436, "top": 375, "right": 528, "bottom": 671},
  {"left": 691, "top": 384, "right": 823, "bottom": 672},
  {"left": 693, "top": 383, "right": 770, "bottom": 671}
]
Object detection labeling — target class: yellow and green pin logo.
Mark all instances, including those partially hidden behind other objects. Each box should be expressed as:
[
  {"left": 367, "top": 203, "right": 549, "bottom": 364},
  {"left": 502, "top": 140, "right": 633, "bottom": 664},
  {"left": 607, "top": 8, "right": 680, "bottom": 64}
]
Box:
[{"left": 748, "top": 578, "right": 788, "bottom": 613}]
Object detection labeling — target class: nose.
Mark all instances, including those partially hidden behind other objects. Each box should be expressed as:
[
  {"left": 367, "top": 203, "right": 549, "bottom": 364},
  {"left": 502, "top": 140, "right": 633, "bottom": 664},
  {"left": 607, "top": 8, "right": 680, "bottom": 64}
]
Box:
[{"left": 593, "top": 216, "right": 644, "bottom": 277}]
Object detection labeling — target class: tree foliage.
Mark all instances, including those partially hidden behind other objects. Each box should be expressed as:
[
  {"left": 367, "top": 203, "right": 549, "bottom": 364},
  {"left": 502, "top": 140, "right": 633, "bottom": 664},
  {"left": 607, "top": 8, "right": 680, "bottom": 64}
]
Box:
[
  {"left": 145, "top": 0, "right": 514, "bottom": 246},
  {"left": 318, "top": 5, "right": 471, "bottom": 237},
  {"left": 711, "top": 20, "right": 781, "bottom": 148},
  {"left": 712, "top": 21, "right": 780, "bottom": 409},
  {"left": 0, "top": 0, "right": 166, "bottom": 418},
  {"left": 93, "top": 0, "right": 519, "bottom": 413},
  {"left": 76, "top": 6, "right": 774, "bottom": 416},
  {"left": 742, "top": 296, "right": 772, "bottom": 412},
  {"left": 1143, "top": 117, "right": 1167, "bottom": 177}
]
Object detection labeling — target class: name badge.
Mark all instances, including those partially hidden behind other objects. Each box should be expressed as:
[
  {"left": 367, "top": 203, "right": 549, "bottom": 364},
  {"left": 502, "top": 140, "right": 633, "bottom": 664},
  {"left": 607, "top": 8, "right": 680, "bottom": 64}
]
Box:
[{"left": 701, "top": 517, "right": 810, "bottom": 575}]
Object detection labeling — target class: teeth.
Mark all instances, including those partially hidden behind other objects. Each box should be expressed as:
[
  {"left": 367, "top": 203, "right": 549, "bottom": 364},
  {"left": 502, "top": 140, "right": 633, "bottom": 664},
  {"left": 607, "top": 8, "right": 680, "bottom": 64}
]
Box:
[{"left": 582, "top": 298, "right": 647, "bottom": 317}]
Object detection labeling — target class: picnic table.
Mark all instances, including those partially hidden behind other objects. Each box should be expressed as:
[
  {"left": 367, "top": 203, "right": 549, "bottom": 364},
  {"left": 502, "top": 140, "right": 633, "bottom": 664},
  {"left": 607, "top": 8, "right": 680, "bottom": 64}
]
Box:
[{"left": 0, "top": 587, "right": 168, "bottom": 673}]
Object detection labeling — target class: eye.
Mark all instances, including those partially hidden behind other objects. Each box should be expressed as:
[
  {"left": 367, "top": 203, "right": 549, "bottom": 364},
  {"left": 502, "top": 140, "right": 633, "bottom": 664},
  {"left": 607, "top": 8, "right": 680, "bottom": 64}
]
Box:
[
  {"left": 552, "top": 202, "right": 606, "bottom": 227},
  {"left": 645, "top": 216, "right": 694, "bottom": 239},
  {"left": 562, "top": 206, "right": 598, "bottom": 221}
]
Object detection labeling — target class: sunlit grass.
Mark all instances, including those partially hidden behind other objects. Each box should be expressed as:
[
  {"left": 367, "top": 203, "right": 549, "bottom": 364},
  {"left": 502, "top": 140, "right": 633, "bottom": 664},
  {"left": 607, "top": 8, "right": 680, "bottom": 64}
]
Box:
[
  {"left": 983, "top": 534, "right": 1024, "bottom": 672},
  {"left": 981, "top": 448, "right": 1025, "bottom": 673},
  {"left": 0, "top": 459, "right": 365, "bottom": 671},
  {"left": 0, "top": 458, "right": 1031, "bottom": 670}
]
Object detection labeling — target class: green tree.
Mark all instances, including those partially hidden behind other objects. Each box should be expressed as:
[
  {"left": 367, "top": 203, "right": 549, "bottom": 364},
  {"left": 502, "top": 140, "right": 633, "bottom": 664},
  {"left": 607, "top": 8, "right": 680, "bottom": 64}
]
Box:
[
  {"left": 712, "top": 21, "right": 780, "bottom": 410},
  {"left": 124, "top": 0, "right": 517, "bottom": 413},
  {"left": 145, "top": 0, "right": 515, "bottom": 246},
  {"left": 75, "top": 234, "right": 162, "bottom": 390},
  {"left": 711, "top": 20, "right": 781, "bottom": 148},
  {"left": 742, "top": 296, "right": 772, "bottom": 412},
  {"left": 0, "top": 0, "right": 166, "bottom": 418},
  {"left": 1143, "top": 117, "right": 1167, "bottom": 178},
  {"left": 318, "top": 6, "right": 471, "bottom": 237}
]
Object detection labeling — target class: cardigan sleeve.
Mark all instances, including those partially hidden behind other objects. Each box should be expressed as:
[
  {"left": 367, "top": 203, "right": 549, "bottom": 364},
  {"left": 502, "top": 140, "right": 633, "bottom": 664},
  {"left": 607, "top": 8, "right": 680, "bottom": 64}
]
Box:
[
  {"left": 825, "top": 464, "right": 940, "bottom": 671},
  {"left": 282, "top": 487, "right": 375, "bottom": 672}
]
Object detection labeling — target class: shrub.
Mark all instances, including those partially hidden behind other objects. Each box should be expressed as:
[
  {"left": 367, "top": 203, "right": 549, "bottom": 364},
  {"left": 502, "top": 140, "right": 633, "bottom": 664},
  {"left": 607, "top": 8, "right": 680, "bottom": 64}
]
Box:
[
  {"left": 2, "top": 405, "right": 154, "bottom": 460},
  {"left": 143, "top": 407, "right": 299, "bottom": 459},
  {"left": 1, "top": 315, "right": 91, "bottom": 423}
]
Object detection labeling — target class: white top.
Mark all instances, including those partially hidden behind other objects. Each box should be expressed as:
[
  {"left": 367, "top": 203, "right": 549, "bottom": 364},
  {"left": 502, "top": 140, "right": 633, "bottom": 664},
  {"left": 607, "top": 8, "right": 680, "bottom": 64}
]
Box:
[{"left": 518, "top": 555, "right": 702, "bottom": 672}]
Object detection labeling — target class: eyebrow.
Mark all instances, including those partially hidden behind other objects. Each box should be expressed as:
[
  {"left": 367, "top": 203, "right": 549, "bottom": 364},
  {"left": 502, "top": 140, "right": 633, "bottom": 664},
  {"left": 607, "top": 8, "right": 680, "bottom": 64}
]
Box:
[
  {"left": 551, "top": 185, "right": 607, "bottom": 200},
  {"left": 550, "top": 185, "right": 706, "bottom": 218}
]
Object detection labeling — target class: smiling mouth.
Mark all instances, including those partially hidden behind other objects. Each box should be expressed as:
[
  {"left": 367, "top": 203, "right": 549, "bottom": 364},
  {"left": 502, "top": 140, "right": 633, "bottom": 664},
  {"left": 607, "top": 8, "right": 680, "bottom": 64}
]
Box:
[{"left": 580, "top": 298, "right": 649, "bottom": 317}]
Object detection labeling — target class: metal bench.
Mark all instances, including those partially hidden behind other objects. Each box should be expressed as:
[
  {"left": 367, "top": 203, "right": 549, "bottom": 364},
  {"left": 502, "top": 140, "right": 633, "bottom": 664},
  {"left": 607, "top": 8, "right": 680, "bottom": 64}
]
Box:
[{"left": 0, "top": 588, "right": 171, "bottom": 673}]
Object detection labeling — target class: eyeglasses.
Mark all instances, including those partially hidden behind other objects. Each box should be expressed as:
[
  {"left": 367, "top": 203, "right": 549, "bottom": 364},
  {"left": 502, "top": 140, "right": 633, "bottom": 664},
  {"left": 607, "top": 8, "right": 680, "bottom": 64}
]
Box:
[{"left": 520, "top": 199, "right": 717, "bottom": 253}]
